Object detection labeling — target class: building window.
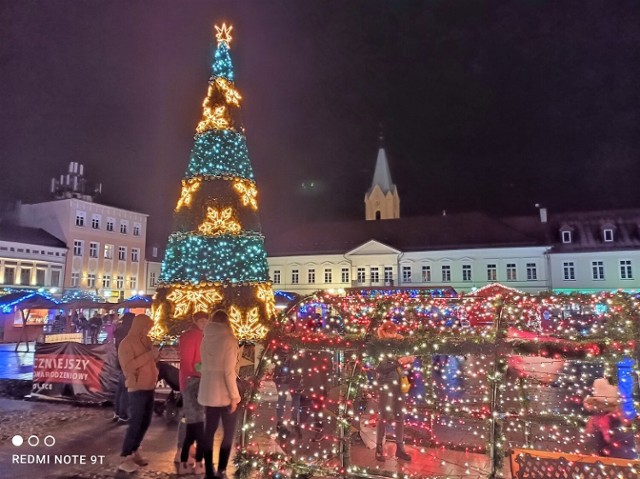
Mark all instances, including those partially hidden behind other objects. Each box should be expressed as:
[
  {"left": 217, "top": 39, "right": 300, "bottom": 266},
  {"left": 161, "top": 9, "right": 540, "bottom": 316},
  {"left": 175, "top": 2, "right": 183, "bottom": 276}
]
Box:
[
  {"left": 592, "top": 261, "right": 605, "bottom": 280},
  {"left": 291, "top": 269, "right": 299, "bottom": 284},
  {"left": 118, "top": 246, "right": 127, "bottom": 261},
  {"left": 357, "top": 267, "right": 366, "bottom": 283},
  {"left": 422, "top": 265, "right": 431, "bottom": 282},
  {"left": 102, "top": 274, "right": 111, "bottom": 289},
  {"left": 370, "top": 267, "right": 379, "bottom": 284},
  {"left": 149, "top": 272, "right": 156, "bottom": 288},
  {"left": 87, "top": 273, "right": 96, "bottom": 288},
  {"left": 130, "top": 277, "right": 137, "bottom": 290},
  {"left": 89, "top": 242, "right": 99, "bottom": 258},
  {"left": 462, "top": 264, "right": 472, "bottom": 282},
  {"left": 104, "top": 244, "right": 114, "bottom": 259},
  {"left": 106, "top": 217, "right": 115, "bottom": 232},
  {"left": 506, "top": 263, "right": 517, "bottom": 281},
  {"left": 3, "top": 267, "right": 15, "bottom": 284},
  {"left": 120, "top": 221, "right": 128, "bottom": 234},
  {"left": 116, "top": 275, "right": 124, "bottom": 290},
  {"left": 384, "top": 266, "right": 393, "bottom": 284},
  {"left": 71, "top": 272, "right": 80, "bottom": 287},
  {"left": 563, "top": 262, "right": 576, "bottom": 281},
  {"left": 341, "top": 268, "right": 350, "bottom": 283},
  {"left": 526, "top": 263, "right": 537, "bottom": 281},
  {"left": 75, "top": 211, "right": 86, "bottom": 227},
  {"left": 36, "top": 269, "right": 46, "bottom": 286},
  {"left": 133, "top": 223, "right": 141, "bottom": 236},
  {"left": 91, "top": 214, "right": 101, "bottom": 229},
  {"left": 50, "top": 269, "right": 61, "bottom": 287},
  {"left": 487, "top": 264, "right": 497, "bottom": 282},
  {"left": 324, "top": 269, "right": 332, "bottom": 283},
  {"left": 402, "top": 266, "right": 411, "bottom": 283},
  {"left": 620, "top": 260, "right": 633, "bottom": 280},
  {"left": 272, "top": 270, "right": 281, "bottom": 284},
  {"left": 442, "top": 265, "right": 451, "bottom": 282},
  {"left": 561, "top": 230, "right": 572, "bottom": 243},
  {"left": 308, "top": 269, "right": 316, "bottom": 284},
  {"left": 131, "top": 248, "right": 140, "bottom": 262},
  {"left": 73, "top": 240, "right": 84, "bottom": 256},
  {"left": 603, "top": 229, "right": 614, "bottom": 242},
  {"left": 20, "top": 268, "right": 31, "bottom": 285}
]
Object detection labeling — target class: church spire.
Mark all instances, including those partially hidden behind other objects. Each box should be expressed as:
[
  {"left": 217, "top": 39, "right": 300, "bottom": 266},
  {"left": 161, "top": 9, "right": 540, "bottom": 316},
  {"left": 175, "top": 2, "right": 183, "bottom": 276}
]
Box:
[{"left": 364, "top": 131, "right": 400, "bottom": 220}]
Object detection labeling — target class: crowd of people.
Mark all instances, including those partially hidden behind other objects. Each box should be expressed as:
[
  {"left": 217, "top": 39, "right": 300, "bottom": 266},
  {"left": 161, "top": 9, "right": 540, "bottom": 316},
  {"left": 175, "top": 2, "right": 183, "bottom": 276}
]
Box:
[
  {"left": 51, "top": 310, "right": 116, "bottom": 344},
  {"left": 112, "top": 309, "right": 241, "bottom": 479}
]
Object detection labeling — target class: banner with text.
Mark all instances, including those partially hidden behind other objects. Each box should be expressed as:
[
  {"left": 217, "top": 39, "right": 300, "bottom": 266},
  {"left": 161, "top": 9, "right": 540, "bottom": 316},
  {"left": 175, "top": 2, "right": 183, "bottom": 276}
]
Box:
[{"left": 32, "top": 342, "right": 119, "bottom": 403}]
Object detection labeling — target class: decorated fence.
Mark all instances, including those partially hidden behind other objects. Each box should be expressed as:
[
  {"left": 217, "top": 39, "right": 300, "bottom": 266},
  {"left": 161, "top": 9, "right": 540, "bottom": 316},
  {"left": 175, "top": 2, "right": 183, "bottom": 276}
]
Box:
[{"left": 234, "top": 285, "right": 639, "bottom": 479}]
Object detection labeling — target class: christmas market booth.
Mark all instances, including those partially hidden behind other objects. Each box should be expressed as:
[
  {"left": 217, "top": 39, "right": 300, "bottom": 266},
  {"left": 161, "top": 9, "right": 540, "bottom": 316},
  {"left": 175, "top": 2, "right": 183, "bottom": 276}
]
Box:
[
  {"left": 235, "top": 286, "right": 640, "bottom": 479},
  {"left": 0, "top": 291, "right": 59, "bottom": 351}
]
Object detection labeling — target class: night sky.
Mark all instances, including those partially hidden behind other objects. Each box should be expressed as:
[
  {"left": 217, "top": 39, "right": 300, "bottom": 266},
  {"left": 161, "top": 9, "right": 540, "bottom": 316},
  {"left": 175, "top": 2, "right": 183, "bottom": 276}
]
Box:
[{"left": 1, "top": 1, "right": 640, "bottom": 247}]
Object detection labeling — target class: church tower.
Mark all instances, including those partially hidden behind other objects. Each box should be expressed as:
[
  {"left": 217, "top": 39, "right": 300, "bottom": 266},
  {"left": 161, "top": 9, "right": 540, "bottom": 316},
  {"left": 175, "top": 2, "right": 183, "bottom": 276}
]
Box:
[{"left": 364, "top": 136, "right": 400, "bottom": 220}]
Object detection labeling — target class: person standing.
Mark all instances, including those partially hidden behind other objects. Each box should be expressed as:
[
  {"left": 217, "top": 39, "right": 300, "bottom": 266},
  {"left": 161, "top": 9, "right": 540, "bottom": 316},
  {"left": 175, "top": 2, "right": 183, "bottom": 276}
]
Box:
[
  {"left": 117, "top": 314, "right": 159, "bottom": 473},
  {"left": 89, "top": 311, "right": 103, "bottom": 344},
  {"left": 198, "top": 310, "right": 241, "bottom": 479},
  {"left": 375, "top": 321, "right": 413, "bottom": 462},
  {"left": 113, "top": 312, "right": 135, "bottom": 424},
  {"left": 177, "top": 311, "right": 209, "bottom": 475}
]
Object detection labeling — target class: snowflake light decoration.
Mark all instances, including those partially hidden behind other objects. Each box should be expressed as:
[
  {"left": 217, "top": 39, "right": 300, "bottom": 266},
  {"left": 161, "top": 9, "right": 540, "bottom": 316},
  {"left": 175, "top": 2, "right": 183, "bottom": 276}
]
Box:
[
  {"left": 234, "top": 179, "right": 258, "bottom": 210},
  {"left": 229, "top": 305, "right": 268, "bottom": 342},
  {"left": 167, "top": 288, "right": 223, "bottom": 317},
  {"left": 198, "top": 206, "right": 241, "bottom": 236},
  {"left": 175, "top": 178, "right": 202, "bottom": 211}
]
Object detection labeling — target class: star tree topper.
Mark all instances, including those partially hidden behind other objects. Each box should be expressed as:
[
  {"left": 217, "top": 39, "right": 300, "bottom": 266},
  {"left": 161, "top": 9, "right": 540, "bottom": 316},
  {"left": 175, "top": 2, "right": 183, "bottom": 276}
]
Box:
[{"left": 215, "top": 23, "right": 233, "bottom": 45}]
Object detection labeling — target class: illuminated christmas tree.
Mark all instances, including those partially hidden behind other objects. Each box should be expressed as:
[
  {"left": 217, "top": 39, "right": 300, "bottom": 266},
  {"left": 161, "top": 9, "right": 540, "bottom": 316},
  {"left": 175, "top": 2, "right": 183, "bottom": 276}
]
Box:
[{"left": 154, "top": 23, "right": 274, "bottom": 342}]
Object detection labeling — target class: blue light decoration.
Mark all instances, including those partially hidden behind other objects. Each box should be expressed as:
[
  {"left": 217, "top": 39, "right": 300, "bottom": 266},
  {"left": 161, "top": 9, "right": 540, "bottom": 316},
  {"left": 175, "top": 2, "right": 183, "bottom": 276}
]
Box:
[
  {"left": 617, "top": 357, "right": 638, "bottom": 420},
  {"left": 212, "top": 40, "right": 234, "bottom": 82},
  {"left": 185, "top": 129, "right": 254, "bottom": 180},
  {"left": 160, "top": 233, "right": 270, "bottom": 285}
]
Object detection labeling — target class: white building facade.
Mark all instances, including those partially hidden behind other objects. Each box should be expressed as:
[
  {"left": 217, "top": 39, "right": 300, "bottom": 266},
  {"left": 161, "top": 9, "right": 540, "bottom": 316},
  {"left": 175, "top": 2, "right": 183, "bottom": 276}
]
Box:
[{"left": 0, "top": 224, "right": 67, "bottom": 291}]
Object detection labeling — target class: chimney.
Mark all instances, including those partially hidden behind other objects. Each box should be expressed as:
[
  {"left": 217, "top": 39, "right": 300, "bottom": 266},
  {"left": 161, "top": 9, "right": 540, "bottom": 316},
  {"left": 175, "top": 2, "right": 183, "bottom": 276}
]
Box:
[
  {"left": 79, "top": 164, "right": 84, "bottom": 176},
  {"left": 442, "top": 210, "right": 447, "bottom": 217},
  {"left": 539, "top": 208, "right": 548, "bottom": 223},
  {"left": 68, "top": 162, "right": 74, "bottom": 173}
]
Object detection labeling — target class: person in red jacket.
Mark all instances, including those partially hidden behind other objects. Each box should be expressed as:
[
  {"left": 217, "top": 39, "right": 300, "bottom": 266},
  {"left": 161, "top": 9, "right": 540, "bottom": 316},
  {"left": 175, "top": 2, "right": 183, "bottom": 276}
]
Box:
[{"left": 177, "top": 311, "right": 209, "bottom": 475}]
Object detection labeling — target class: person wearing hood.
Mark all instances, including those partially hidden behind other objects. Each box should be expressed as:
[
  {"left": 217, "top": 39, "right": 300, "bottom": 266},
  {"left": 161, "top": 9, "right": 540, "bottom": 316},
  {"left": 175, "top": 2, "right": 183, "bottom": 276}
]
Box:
[
  {"left": 113, "top": 312, "right": 135, "bottom": 424},
  {"left": 198, "top": 310, "right": 241, "bottom": 479},
  {"left": 117, "top": 314, "right": 159, "bottom": 473}
]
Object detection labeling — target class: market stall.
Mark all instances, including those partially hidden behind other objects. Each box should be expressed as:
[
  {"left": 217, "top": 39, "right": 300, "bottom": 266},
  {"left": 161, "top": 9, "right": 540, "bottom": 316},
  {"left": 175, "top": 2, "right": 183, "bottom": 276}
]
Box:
[{"left": 0, "top": 291, "right": 60, "bottom": 351}]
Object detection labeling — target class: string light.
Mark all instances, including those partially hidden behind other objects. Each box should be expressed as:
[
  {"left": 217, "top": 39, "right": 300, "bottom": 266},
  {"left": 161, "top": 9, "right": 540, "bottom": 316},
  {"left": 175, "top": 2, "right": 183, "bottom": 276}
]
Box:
[
  {"left": 215, "top": 23, "right": 233, "bottom": 45},
  {"left": 229, "top": 305, "right": 268, "bottom": 341},
  {"left": 156, "top": 23, "right": 274, "bottom": 343},
  {"left": 175, "top": 178, "right": 202, "bottom": 211},
  {"left": 234, "top": 179, "right": 258, "bottom": 210},
  {"left": 198, "top": 206, "right": 242, "bottom": 235}
]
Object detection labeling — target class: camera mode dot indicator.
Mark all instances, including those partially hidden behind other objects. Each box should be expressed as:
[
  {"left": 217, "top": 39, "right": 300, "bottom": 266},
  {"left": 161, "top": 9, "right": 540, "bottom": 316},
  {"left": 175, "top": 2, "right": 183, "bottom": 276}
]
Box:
[{"left": 12, "top": 435, "right": 24, "bottom": 447}]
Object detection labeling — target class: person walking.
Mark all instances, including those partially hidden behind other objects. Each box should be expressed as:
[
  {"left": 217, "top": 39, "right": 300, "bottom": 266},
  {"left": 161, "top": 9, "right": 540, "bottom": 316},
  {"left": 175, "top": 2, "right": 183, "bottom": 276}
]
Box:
[
  {"left": 375, "top": 321, "right": 413, "bottom": 462},
  {"left": 113, "top": 312, "right": 135, "bottom": 424},
  {"left": 198, "top": 310, "right": 241, "bottom": 479},
  {"left": 117, "top": 314, "right": 159, "bottom": 473},
  {"left": 177, "top": 311, "right": 209, "bottom": 475}
]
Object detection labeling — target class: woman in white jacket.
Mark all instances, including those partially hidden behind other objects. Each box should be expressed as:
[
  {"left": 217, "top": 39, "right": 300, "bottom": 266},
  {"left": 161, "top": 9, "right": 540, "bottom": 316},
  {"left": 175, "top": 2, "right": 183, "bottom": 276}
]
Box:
[{"left": 198, "top": 310, "right": 241, "bottom": 479}]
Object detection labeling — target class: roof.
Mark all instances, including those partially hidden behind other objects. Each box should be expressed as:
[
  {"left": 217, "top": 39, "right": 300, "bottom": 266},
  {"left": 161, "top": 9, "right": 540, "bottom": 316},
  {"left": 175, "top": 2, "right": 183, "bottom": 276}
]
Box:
[
  {"left": 368, "top": 147, "right": 395, "bottom": 195},
  {"left": 0, "top": 223, "right": 66, "bottom": 249},
  {"left": 265, "top": 212, "right": 547, "bottom": 257},
  {"left": 548, "top": 209, "right": 640, "bottom": 253}
]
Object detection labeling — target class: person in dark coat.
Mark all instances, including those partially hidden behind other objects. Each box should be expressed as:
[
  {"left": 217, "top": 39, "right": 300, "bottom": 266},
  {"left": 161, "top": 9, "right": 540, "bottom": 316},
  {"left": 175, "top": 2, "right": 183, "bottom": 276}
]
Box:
[
  {"left": 112, "top": 312, "right": 135, "bottom": 423},
  {"left": 89, "top": 311, "right": 103, "bottom": 344}
]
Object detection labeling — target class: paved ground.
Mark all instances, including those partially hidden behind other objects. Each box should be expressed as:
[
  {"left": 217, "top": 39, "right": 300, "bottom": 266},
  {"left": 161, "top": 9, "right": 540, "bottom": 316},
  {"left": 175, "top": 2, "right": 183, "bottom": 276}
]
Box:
[{"left": 0, "top": 342, "right": 35, "bottom": 381}]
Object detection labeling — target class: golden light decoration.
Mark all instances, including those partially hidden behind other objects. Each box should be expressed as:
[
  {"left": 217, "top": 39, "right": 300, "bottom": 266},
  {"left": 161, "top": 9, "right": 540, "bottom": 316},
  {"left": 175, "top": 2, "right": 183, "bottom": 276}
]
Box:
[
  {"left": 149, "top": 304, "right": 167, "bottom": 340},
  {"left": 233, "top": 179, "right": 258, "bottom": 210},
  {"left": 256, "top": 284, "right": 276, "bottom": 318},
  {"left": 175, "top": 178, "right": 202, "bottom": 211},
  {"left": 197, "top": 100, "right": 230, "bottom": 133},
  {"left": 198, "top": 206, "right": 241, "bottom": 235},
  {"left": 215, "top": 23, "right": 233, "bottom": 45},
  {"left": 229, "top": 305, "right": 268, "bottom": 342},
  {"left": 215, "top": 77, "right": 242, "bottom": 106},
  {"left": 167, "top": 288, "right": 223, "bottom": 317}
]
